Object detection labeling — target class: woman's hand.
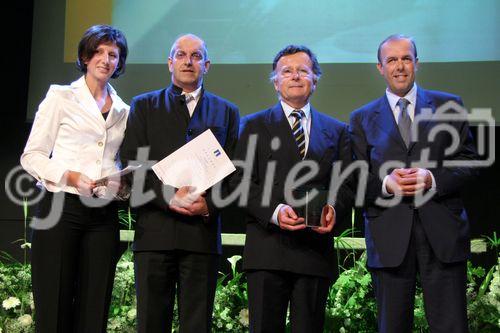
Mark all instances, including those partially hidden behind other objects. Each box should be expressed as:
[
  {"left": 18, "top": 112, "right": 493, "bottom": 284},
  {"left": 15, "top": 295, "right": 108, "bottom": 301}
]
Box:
[{"left": 63, "top": 170, "right": 95, "bottom": 196}]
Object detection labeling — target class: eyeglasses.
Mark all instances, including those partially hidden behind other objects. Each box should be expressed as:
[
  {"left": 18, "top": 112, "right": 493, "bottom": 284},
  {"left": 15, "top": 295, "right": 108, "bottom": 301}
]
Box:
[
  {"left": 279, "top": 67, "right": 313, "bottom": 78},
  {"left": 173, "top": 50, "right": 204, "bottom": 62}
]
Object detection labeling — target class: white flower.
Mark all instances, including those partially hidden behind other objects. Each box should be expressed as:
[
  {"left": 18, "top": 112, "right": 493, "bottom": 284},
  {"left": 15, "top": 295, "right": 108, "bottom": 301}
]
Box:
[
  {"left": 18, "top": 314, "right": 33, "bottom": 327},
  {"left": 238, "top": 308, "right": 249, "bottom": 327},
  {"left": 339, "top": 327, "right": 346, "bottom": 333},
  {"left": 227, "top": 255, "right": 242, "bottom": 271},
  {"left": 226, "top": 322, "right": 233, "bottom": 330},
  {"left": 127, "top": 308, "right": 137, "bottom": 320},
  {"left": 220, "top": 307, "right": 230, "bottom": 321},
  {"left": 2, "top": 297, "right": 21, "bottom": 310}
]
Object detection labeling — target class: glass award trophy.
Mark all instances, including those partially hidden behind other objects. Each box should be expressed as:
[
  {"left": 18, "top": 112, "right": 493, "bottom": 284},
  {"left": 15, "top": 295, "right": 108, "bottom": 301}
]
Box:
[{"left": 292, "top": 188, "right": 329, "bottom": 228}]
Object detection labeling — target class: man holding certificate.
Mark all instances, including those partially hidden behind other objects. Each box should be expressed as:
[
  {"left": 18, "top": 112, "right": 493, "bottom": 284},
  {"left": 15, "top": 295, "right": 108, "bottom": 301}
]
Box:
[
  {"left": 119, "top": 34, "right": 239, "bottom": 333},
  {"left": 231, "top": 45, "right": 352, "bottom": 333}
]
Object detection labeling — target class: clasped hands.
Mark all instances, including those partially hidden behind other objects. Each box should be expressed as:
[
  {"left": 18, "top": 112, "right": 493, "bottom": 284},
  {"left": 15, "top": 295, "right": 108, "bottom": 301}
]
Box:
[
  {"left": 168, "top": 186, "right": 209, "bottom": 217},
  {"left": 277, "top": 204, "right": 335, "bottom": 234},
  {"left": 385, "top": 168, "right": 432, "bottom": 196}
]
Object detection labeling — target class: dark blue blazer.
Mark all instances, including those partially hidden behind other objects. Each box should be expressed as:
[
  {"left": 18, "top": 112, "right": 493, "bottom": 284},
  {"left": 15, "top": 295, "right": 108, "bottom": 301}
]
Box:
[
  {"left": 232, "top": 103, "right": 352, "bottom": 278},
  {"left": 120, "top": 84, "right": 240, "bottom": 254},
  {"left": 349, "top": 87, "right": 478, "bottom": 268}
]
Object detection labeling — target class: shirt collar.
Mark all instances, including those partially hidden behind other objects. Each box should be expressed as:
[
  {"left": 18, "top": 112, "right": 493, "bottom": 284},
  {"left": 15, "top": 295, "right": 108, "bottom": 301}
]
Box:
[
  {"left": 182, "top": 85, "right": 202, "bottom": 101},
  {"left": 385, "top": 83, "right": 417, "bottom": 110},
  {"left": 280, "top": 101, "right": 311, "bottom": 120}
]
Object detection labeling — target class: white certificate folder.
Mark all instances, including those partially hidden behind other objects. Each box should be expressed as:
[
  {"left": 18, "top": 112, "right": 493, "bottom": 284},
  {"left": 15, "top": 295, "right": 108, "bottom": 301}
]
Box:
[{"left": 152, "top": 129, "right": 236, "bottom": 193}]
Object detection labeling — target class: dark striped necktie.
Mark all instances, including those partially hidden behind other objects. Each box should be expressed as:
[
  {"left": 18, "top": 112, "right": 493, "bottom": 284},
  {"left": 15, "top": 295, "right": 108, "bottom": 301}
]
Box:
[{"left": 291, "top": 109, "right": 306, "bottom": 159}]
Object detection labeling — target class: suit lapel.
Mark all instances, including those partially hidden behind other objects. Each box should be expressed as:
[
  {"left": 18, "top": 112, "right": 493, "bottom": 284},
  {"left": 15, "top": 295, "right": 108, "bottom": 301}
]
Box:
[
  {"left": 165, "top": 85, "right": 190, "bottom": 127},
  {"left": 306, "top": 108, "right": 329, "bottom": 163},
  {"left": 105, "top": 86, "right": 128, "bottom": 129},
  {"left": 374, "top": 96, "right": 407, "bottom": 149},
  {"left": 409, "top": 88, "right": 434, "bottom": 152},
  {"left": 264, "top": 103, "right": 301, "bottom": 160},
  {"left": 263, "top": 105, "right": 332, "bottom": 163},
  {"left": 71, "top": 77, "right": 106, "bottom": 126}
]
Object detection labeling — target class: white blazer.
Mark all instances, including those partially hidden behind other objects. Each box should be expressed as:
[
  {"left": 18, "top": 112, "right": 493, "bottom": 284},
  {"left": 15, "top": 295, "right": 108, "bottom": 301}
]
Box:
[{"left": 21, "top": 76, "right": 129, "bottom": 195}]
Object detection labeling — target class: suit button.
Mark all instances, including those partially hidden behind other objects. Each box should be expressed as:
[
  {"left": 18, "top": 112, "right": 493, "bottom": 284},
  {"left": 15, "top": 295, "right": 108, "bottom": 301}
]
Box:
[{"left": 187, "top": 129, "right": 193, "bottom": 136}]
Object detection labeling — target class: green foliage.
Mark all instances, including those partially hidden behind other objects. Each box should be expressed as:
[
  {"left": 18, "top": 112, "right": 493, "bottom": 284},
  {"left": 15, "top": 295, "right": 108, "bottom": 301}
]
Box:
[
  {"left": 1, "top": 222, "right": 499, "bottom": 333},
  {"left": 1, "top": 251, "right": 499, "bottom": 332},
  {"left": 467, "top": 258, "right": 500, "bottom": 332},
  {"left": 118, "top": 208, "right": 136, "bottom": 252},
  {"left": 0, "top": 254, "right": 34, "bottom": 332},
  {"left": 212, "top": 255, "right": 249, "bottom": 332},
  {"left": 107, "top": 250, "right": 137, "bottom": 332},
  {"left": 483, "top": 232, "right": 500, "bottom": 256},
  {"left": 118, "top": 208, "right": 136, "bottom": 231},
  {"left": 413, "top": 285, "right": 429, "bottom": 332},
  {"left": 324, "top": 251, "right": 377, "bottom": 332}
]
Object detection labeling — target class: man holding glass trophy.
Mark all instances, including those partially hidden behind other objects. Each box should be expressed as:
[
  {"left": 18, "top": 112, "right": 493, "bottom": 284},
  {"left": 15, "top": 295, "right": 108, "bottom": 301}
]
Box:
[{"left": 231, "top": 45, "right": 353, "bottom": 333}]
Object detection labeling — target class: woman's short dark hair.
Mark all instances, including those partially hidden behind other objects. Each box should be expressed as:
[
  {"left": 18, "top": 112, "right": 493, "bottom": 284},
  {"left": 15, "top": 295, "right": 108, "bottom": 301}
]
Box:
[{"left": 76, "top": 25, "right": 128, "bottom": 79}]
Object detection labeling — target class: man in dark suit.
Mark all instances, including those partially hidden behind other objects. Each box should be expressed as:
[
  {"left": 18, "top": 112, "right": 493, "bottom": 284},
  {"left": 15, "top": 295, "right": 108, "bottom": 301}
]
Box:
[
  {"left": 231, "top": 45, "right": 352, "bottom": 333},
  {"left": 120, "top": 34, "right": 239, "bottom": 333},
  {"left": 349, "top": 34, "right": 478, "bottom": 333}
]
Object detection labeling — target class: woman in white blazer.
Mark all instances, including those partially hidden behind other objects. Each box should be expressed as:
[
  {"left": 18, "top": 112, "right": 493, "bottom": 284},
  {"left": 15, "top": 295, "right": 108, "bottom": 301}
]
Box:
[{"left": 20, "top": 25, "right": 129, "bottom": 333}]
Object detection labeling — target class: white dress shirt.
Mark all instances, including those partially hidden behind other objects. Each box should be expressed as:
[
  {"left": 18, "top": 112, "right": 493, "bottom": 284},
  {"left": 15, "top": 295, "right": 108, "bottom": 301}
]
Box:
[
  {"left": 20, "top": 76, "right": 129, "bottom": 195},
  {"left": 271, "top": 101, "right": 312, "bottom": 225},
  {"left": 182, "top": 86, "right": 202, "bottom": 117},
  {"left": 386, "top": 83, "right": 417, "bottom": 123}
]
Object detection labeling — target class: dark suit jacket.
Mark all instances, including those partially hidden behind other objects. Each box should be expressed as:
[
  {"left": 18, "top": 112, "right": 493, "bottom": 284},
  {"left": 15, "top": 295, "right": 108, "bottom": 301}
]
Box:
[
  {"left": 349, "top": 87, "right": 478, "bottom": 268},
  {"left": 232, "top": 103, "right": 352, "bottom": 279},
  {"left": 120, "top": 84, "right": 239, "bottom": 254}
]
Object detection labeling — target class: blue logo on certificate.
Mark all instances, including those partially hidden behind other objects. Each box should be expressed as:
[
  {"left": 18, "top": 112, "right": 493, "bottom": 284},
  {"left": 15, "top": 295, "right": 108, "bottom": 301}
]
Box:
[{"left": 214, "top": 149, "right": 221, "bottom": 157}]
